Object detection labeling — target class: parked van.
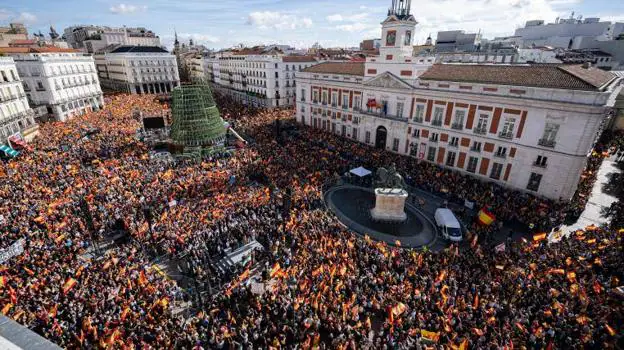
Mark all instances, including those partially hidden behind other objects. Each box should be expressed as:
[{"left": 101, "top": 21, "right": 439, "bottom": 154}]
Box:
[{"left": 434, "top": 208, "right": 462, "bottom": 242}]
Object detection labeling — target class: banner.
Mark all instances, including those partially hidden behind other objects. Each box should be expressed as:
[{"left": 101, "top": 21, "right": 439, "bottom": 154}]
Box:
[
  {"left": 0, "top": 239, "right": 24, "bottom": 264},
  {"left": 464, "top": 200, "right": 475, "bottom": 210}
]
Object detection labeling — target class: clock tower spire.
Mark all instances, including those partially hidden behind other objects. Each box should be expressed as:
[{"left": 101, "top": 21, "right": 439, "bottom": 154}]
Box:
[{"left": 380, "top": 0, "right": 417, "bottom": 60}]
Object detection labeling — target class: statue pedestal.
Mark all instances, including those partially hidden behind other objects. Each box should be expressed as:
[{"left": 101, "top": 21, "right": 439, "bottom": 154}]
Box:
[{"left": 370, "top": 188, "right": 408, "bottom": 222}]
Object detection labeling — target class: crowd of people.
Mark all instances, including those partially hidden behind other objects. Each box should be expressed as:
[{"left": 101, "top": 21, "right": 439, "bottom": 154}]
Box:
[{"left": 0, "top": 92, "right": 621, "bottom": 349}]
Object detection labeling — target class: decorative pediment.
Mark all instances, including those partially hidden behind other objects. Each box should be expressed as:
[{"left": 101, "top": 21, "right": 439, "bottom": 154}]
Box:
[{"left": 364, "top": 72, "right": 413, "bottom": 90}]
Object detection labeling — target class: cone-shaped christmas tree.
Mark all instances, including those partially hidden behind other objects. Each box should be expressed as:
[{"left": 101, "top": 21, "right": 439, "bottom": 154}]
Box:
[{"left": 170, "top": 82, "right": 226, "bottom": 147}]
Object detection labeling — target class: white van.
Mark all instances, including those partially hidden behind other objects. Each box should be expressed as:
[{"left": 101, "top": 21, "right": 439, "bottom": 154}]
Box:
[{"left": 434, "top": 208, "right": 462, "bottom": 242}]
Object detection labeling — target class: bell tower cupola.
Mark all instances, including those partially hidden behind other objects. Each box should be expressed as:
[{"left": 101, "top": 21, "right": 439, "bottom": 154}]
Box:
[{"left": 380, "top": 0, "right": 417, "bottom": 61}]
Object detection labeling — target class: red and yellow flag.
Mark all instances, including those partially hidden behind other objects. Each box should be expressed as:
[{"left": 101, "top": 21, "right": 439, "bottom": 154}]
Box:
[
  {"left": 62, "top": 278, "right": 77, "bottom": 295},
  {"left": 477, "top": 208, "right": 495, "bottom": 226},
  {"left": 533, "top": 233, "right": 547, "bottom": 242}
]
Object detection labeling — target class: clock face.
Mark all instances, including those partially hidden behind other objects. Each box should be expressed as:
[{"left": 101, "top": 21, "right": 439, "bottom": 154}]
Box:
[{"left": 386, "top": 31, "right": 396, "bottom": 46}]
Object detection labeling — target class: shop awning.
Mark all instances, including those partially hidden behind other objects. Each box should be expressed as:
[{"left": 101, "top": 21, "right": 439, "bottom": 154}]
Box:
[{"left": 0, "top": 145, "right": 19, "bottom": 158}]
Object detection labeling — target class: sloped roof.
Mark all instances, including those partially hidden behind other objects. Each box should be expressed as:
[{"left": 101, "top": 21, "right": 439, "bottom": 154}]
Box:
[
  {"left": 282, "top": 55, "right": 316, "bottom": 62},
  {"left": 302, "top": 62, "right": 365, "bottom": 76},
  {"left": 559, "top": 64, "right": 616, "bottom": 89},
  {"left": 110, "top": 46, "right": 169, "bottom": 53},
  {"left": 0, "top": 47, "right": 78, "bottom": 54},
  {"left": 419, "top": 64, "right": 617, "bottom": 91}
]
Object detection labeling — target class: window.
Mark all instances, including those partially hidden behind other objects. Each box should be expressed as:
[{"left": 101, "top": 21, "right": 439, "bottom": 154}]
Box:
[
  {"left": 429, "top": 132, "right": 439, "bottom": 142},
  {"left": 410, "top": 143, "right": 418, "bottom": 156},
  {"left": 475, "top": 114, "right": 488, "bottom": 134},
  {"left": 396, "top": 102, "right": 404, "bottom": 118},
  {"left": 341, "top": 125, "right": 347, "bottom": 137},
  {"left": 467, "top": 157, "right": 479, "bottom": 173},
  {"left": 500, "top": 117, "right": 516, "bottom": 138},
  {"left": 331, "top": 93, "right": 337, "bottom": 107},
  {"left": 312, "top": 91, "right": 319, "bottom": 103},
  {"left": 495, "top": 146, "right": 507, "bottom": 158},
  {"left": 427, "top": 147, "right": 436, "bottom": 162},
  {"left": 332, "top": 123, "right": 336, "bottom": 133},
  {"left": 352, "top": 128, "right": 358, "bottom": 140},
  {"left": 275, "top": 72, "right": 279, "bottom": 78},
  {"left": 37, "top": 81, "right": 45, "bottom": 90},
  {"left": 490, "top": 162, "right": 503, "bottom": 180},
  {"left": 539, "top": 122, "right": 559, "bottom": 147},
  {"left": 10, "top": 70, "right": 17, "bottom": 81},
  {"left": 412, "top": 129, "right": 420, "bottom": 138},
  {"left": 354, "top": 96, "right": 361, "bottom": 110},
  {"left": 300, "top": 89, "right": 306, "bottom": 102},
  {"left": 392, "top": 138, "right": 400, "bottom": 151},
  {"left": 365, "top": 131, "right": 371, "bottom": 144},
  {"left": 534, "top": 155, "right": 548, "bottom": 167},
  {"left": 322, "top": 91, "right": 328, "bottom": 105},
  {"left": 432, "top": 107, "right": 444, "bottom": 126},
  {"left": 274, "top": 63, "right": 278, "bottom": 69},
  {"left": 449, "top": 136, "right": 459, "bottom": 147},
  {"left": 452, "top": 110, "right": 465, "bottom": 130},
  {"left": 414, "top": 105, "right": 424, "bottom": 122},
  {"left": 446, "top": 151, "right": 457, "bottom": 167},
  {"left": 527, "top": 172, "right": 542, "bottom": 192},
  {"left": 343, "top": 94, "right": 349, "bottom": 108}
]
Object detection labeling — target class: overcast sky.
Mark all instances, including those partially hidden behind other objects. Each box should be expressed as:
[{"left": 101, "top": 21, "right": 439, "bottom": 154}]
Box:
[{"left": 2, "top": 0, "right": 624, "bottom": 50}]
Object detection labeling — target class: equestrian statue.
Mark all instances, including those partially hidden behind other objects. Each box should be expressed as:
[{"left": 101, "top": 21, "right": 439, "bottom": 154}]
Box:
[{"left": 374, "top": 163, "right": 407, "bottom": 189}]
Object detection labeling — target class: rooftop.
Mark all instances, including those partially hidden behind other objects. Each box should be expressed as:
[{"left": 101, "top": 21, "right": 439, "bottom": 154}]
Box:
[
  {"left": 0, "top": 47, "right": 80, "bottom": 54},
  {"left": 110, "top": 46, "right": 169, "bottom": 54},
  {"left": 419, "top": 63, "right": 617, "bottom": 91},
  {"left": 282, "top": 55, "right": 316, "bottom": 63},
  {"left": 302, "top": 62, "right": 365, "bottom": 76}
]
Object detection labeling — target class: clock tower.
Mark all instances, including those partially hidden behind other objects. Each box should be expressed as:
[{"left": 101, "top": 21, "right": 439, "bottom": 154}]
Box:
[{"left": 380, "top": 0, "right": 417, "bottom": 61}]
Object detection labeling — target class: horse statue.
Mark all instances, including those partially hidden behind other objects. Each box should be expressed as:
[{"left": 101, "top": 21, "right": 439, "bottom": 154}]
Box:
[{"left": 374, "top": 163, "right": 407, "bottom": 189}]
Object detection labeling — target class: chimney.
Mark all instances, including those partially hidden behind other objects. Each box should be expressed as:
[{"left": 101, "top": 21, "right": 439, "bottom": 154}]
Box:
[{"left": 582, "top": 62, "right": 591, "bottom": 69}]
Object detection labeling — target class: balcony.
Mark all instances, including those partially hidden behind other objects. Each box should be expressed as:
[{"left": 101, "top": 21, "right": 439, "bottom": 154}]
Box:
[
  {"left": 313, "top": 100, "right": 319, "bottom": 104},
  {"left": 473, "top": 128, "right": 487, "bottom": 135},
  {"left": 449, "top": 142, "right": 459, "bottom": 148},
  {"left": 331, "top": 103, "right": 337, "bottom": 108},
  {"left": 538, "top": 139, "right": 556, "bottom": 148},
  {"left": 498, "top": 131, "right": 513, "bottom": 140},
  {"left": 321, "top": 101, "right": 327, "bottom": 106},
  {"left": 359, "top": 108, "right": 407, "bottom": 122},
  {"left": 429, "top": 137, "right": 438, "bottom": 143},
  {"left": 451, "top": 123, "right": 463, "bottom": 130},
  {"left": 413, "top": 117, "right": 423, "bottom": 123},
  {"left": 470, "top": 147, "right": 481, "bottom": 153},
  {"left": 431, "top": 119, "right": 443, "bottom": 127},
  {"left": 533, "top": 161, "right": 547, "bottom": 168}
]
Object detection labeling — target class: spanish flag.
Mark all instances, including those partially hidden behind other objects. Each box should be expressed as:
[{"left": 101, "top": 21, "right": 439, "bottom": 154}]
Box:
[
  {"left": 0, "top": 276, "right": 7, "bottom": 287},
  {"left": 62, "top": 278, "right": 77, "bottom": 295},
  {"left": 1, "top": 303, "right": 13, "bottom": 315},
  {"left": 533, "top": 232, "right": 547, "bottom": 242},
  {"left": 421, "top": 329, "right": 440, "bottom": 342},
  {"left": 477, "top": 208, "right": 495, "bottom": 226}
]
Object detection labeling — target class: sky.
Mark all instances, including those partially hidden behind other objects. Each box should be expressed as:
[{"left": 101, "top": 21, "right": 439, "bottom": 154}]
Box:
[{"left": 2, "top": 0, "right": 624, "bottom": 50}]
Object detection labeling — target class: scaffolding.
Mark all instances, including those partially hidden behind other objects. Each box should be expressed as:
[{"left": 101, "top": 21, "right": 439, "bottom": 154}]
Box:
[{"left": 170, "top": 82, "right": 226, "bottom": 149}]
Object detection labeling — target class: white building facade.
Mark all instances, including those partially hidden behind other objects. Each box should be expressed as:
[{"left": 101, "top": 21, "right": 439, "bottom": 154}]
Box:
[
  {"left": 295, "top": 0, "right": 622, "bottom": 200},
  {"left": 12, "top": 50, "right": 103, "bottom": 122},
  {"left": 94, "top": 46, "right": 179, "bottom": 94},
  {"left": 205, "top": 50, "right": 317, "bottom": 108},
  {"left": 64, "top": 25, "right": 161, "bottom": 53},
  {"left": 0, "top": 57, "right": 38, "bottom": 144}
]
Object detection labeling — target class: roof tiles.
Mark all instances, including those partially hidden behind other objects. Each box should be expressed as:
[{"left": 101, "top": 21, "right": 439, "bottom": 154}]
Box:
[
  {"left": 419, "top": 64, "right": 616, "bottom": 91},
  {"left": 302, "top": 62, "right": 365, "bottom": 76}
]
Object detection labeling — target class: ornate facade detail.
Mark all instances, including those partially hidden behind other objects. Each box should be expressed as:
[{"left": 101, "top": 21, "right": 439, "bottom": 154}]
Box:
[{"left": 364, "top": 72, "right": 412, "bottom": 89}]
